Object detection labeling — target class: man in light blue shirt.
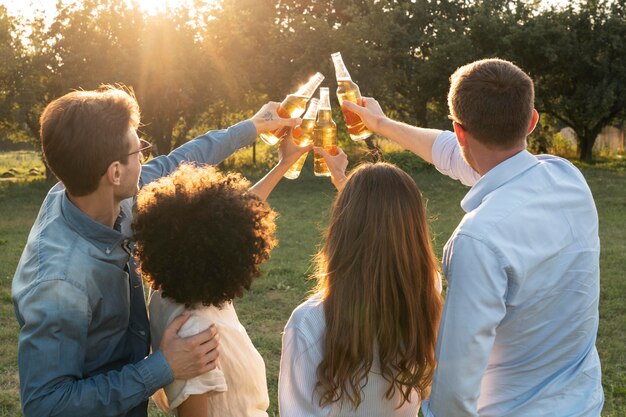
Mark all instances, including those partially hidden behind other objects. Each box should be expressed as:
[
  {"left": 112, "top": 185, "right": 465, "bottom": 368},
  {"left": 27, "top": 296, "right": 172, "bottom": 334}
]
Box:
[
  {"left": 12, "top": 86, "right": 300, "bottom": 417},
  {"left": 342, "top": 58, "right": 603, "bottom": 416}
]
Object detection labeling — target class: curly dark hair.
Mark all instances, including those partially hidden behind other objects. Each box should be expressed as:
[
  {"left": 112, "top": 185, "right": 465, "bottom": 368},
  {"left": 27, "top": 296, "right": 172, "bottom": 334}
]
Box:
[{"left": 133, "top": 163, "right": 277, "bottom": 308}]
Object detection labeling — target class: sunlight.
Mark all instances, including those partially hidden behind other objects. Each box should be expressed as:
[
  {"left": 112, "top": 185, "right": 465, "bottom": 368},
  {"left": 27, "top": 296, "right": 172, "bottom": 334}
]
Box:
[
  {"left": 0, "top": 0, "right": 221, "bottom": 21},
  {"left": 129, "top": 0, "right": 218, "bottom": 15}
]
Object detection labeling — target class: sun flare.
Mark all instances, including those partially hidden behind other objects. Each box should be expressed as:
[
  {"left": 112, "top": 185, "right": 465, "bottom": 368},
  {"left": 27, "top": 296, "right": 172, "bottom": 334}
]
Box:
[{"left": 130, "top": 0, "right": 219, "bottom": 15}]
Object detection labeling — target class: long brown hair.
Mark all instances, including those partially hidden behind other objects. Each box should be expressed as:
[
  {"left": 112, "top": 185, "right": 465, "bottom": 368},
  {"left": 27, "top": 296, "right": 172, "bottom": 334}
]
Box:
[{"left": 314, "top": 163, "right": 442, "bottom": 409}]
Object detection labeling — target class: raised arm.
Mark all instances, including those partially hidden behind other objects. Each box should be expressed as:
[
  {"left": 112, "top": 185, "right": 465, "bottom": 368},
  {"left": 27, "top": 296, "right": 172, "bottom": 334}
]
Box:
[
  {"left": 140, "top": 102, "right": 302, "bottom": 187},
  {"left": 248, "top": 134, "right": 312, "bottom": 201},
  {"left": 343, "top": 99, "right": 479, "bottom": 186},
  {"left": 342, "top": 98, "right": 442, "bottom": 164}
]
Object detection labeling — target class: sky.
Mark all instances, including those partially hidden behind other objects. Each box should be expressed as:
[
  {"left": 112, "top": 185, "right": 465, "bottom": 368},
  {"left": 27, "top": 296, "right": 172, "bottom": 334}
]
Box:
[
  {"left": 2, "top": 0, "right": 574, "bottom": 21},
  {"left": 1, "top": 0, "right": 200, "bottom": 20}
]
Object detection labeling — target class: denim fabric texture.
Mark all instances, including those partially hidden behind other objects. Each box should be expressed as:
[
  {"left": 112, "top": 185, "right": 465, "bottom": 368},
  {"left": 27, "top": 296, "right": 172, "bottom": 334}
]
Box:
[{"left": 12, "top": 120, "right": 256, "bottom": 417}]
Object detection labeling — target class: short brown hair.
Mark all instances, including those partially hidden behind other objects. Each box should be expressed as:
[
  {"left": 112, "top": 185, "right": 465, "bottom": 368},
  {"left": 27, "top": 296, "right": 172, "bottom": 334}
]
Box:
[
  {"left": 133, "top": 164, "right": 277, "bottom": 308},
  {"left": 40, "top": 85, "right": 140, "bottom": 196},
  {"left": 448, "top": 58, "right": 534, "bottom": 148}
]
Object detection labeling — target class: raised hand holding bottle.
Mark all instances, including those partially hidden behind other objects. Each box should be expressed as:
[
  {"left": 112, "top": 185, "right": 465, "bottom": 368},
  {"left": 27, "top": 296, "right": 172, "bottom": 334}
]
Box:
[
  {"left": 332, "top": 52, "right": 373, "bottom": 141},
  {"left": 259, "top": 72, "right": 325, "bottom": 145}
]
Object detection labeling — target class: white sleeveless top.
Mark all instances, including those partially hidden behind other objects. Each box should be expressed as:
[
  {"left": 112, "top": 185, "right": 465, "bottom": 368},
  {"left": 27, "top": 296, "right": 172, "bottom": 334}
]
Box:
[{"left": 149, "top": 291, "right": 269, "bottom": 417}]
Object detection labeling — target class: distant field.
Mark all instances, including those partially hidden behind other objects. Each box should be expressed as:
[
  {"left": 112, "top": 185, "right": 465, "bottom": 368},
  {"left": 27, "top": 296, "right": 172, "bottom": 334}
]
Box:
[
  {"left": 0, "top": 151, "right": 46, "bottom": 181},
  {"left": 0, "top": 151, "right": 624, "bottom": 417}
]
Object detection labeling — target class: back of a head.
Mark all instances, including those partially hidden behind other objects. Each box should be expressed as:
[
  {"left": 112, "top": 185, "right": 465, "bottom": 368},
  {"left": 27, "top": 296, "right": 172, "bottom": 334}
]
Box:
[
  {"left": 448, "top": 58, "right": 534, "bottom": 148},
  {"left": 133, "top": 164, "right": 277, "bottom": 309},
  {"left": 40, "top": 86, "right": 140, "bottom": 196},
  {"left": 315, "top": 162, "right": 442, "bottom": 409}
]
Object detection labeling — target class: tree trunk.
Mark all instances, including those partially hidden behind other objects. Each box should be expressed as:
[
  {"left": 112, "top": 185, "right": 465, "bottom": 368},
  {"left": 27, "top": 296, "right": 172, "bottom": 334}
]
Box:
[
  {"left": 252, "top": 142, "right": 256, "bottom": 165},
  {"left": 578, "top": 128, "right": 600, "bottom": 163}
]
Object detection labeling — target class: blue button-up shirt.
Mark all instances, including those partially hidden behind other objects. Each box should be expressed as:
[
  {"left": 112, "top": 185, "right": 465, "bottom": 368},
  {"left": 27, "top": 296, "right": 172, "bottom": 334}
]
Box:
[
  {"left": 422, "top": 132, "right": 604, "bottom": 417},
  {"left": 12, "top": 120, "right": 256, "bottom": 417}
]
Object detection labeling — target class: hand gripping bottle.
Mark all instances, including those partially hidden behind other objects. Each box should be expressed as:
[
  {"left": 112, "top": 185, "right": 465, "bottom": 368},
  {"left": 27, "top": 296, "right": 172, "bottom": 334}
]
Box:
[
  {"left": 284, "top": 98, "right": 319, "bottom": 180},
  {"left": 259, "top": 72, "right": 325, "bottom": 145},
  {"left": 331, "top": 52, "right": 372, "bottom": 141}
]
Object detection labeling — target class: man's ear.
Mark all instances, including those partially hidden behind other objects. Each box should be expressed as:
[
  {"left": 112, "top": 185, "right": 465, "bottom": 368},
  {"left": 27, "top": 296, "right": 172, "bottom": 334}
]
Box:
[
  {"left": 453, "top": 122, "right": 467, "bottom": 147},
  {"left": 103, "top": 162, "right": 122, "bottom": 186},
  {"left": 527, "top": 109, "right": 539, "bottom": 135}
]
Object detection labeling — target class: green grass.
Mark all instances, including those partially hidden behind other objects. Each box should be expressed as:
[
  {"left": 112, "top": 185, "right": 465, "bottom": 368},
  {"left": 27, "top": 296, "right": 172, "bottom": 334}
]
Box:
[
  {"left": 1, "top": 152, "right": 624, "bottom": 416},
  {"left": 0, "top": 151, "right": 46, "bottom": 182}
]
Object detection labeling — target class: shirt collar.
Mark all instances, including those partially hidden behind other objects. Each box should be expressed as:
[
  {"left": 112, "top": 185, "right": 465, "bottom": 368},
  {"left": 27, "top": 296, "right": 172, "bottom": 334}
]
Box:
[
  {"left": 461, "top": 150, "right": 539, "bottom": 213},
  {"left": 61, "top": 191, "right": 127, "bottom": 254}
]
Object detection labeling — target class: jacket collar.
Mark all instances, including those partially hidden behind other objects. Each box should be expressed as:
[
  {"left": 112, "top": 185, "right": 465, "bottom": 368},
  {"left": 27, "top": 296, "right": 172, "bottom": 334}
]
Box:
[
  {"left": 61, "top": 191, "right": 127, "bottom": 254},
  {"left": 461, "top": 150, "right": 539, "bottom": 213}
]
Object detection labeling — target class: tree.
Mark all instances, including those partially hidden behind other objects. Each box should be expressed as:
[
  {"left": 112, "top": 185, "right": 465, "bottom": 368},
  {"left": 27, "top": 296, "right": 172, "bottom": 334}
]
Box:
[
  {"left": 0, "top": 6, "right": 26, "bottom": 140},
  {"left": 514, "top": 0, "right": 626, "bottom": 162}
]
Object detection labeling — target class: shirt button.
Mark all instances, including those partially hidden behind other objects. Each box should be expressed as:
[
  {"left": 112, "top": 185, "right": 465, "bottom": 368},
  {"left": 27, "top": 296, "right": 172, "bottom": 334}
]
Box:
[
  {"left": 105, "top": 248, "right": 111, "bottom": 255},
  {"left": 139, "top": 330, "right": 146, "bottom": 336}
]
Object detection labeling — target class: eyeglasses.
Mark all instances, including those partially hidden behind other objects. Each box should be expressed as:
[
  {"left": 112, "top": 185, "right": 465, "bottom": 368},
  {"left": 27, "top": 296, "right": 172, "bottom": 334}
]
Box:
[
  {"left": 129, "top": 139, "right": 153, "bottom": 164},
  {"left": 100, "top": 139, "right": 154, "bottom": 176}
]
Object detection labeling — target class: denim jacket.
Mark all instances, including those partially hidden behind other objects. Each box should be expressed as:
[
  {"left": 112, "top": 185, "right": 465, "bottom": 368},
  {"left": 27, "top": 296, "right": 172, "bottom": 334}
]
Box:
[{"left": 12, "top": 120, "right": 256, "bottom": 417}]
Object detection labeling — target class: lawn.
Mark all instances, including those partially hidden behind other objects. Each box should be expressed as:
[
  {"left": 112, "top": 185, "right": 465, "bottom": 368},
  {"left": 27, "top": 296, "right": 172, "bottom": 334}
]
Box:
[{"left": 0, "top": 151, "right": 624, "bottom": 417}]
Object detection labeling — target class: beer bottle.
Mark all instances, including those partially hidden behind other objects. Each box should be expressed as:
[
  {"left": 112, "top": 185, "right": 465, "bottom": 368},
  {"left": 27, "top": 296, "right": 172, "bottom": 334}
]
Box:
[
  {"left": 313, "top": 88, "right": 338, "bottom": 177},
  {"left": 331, "top": 52, "right": 373, "bottom": 141},
  {"left": 259, "top": 72, "right": 325, "bottom": 145},
  {"left": 284, "top": 98, "right": 319, "bottom": 180}
]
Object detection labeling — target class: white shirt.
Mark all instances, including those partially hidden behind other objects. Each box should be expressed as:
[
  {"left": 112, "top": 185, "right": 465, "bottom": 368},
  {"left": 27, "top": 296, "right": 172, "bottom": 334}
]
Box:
[
  {"left": 149, "top": 292, "right": 270, "bottom": 417},
  {"left": 279, "top": 293, "right": 420, "bottom": 417},
  {"left": 422, "top": 131, "right": 603, "bottom": 417}
]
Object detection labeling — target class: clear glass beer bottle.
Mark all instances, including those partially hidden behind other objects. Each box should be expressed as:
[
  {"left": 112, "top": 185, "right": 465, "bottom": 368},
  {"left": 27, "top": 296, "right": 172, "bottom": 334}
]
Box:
[
  {"left": 284, "top": 98, "right": 319, "bottom": 180},
  {"left": 259, "top": 72, "right": 325, "bottom": 145},
  {"left": 331, "top": 52, "right": 373, "bottom": 141},
  {"left": 313, "top": 88, "right": 339, "bottom": 177}
]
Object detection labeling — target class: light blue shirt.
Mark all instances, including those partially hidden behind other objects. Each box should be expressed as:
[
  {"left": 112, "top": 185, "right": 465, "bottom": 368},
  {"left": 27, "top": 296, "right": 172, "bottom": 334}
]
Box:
[
  {"left": 12, "top": 120, "right": 256, "bottom": 417},
  {"left": 422, "top": 132, "right": 603, "bottom": 417}
]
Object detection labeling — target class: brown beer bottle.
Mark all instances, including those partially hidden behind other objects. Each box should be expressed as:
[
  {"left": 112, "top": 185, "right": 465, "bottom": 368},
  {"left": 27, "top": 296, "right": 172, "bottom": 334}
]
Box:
[
  {"left": 331, "top": 52, "right": 373, "bottom": 141},
  {"left": 284, "top": 98, "right": 319, "bottom": 180},
  {"left": 259, "top": 72, "right": 325, "bottom": 145},
  {"left": 313, "top": 88, "right": 338, "bottom": 177}
]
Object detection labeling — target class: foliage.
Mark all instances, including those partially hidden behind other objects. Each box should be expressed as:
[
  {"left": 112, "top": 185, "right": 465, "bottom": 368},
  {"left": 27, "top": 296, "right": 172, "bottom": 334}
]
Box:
[
  {"left": 514, "top": 0, "right": 626, "bottom": 162},
  {"left": 1, "top": 0, "right": 626, "bottom": 165}
]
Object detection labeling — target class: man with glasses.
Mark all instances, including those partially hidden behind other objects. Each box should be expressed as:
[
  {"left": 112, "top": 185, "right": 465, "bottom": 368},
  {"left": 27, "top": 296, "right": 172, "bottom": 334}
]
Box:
[
  {"left": 12, "top": 85, "right": 300, "bottom": 417},
  {"left": 334, "top": 59, "right": 603, "bottom": 416}
]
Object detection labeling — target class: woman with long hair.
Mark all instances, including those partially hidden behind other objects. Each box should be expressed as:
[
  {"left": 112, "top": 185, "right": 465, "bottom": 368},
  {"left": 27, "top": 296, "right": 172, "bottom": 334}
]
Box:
[{"left": 279, "top": 158, "right": 443, "bottom": 416}]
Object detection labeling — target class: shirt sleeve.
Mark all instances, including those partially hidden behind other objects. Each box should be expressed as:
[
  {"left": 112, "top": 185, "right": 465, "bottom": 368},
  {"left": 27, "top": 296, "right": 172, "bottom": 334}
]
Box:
[
  {"left": 431, "top": 131, "right": 480, "bottom": 187},
  {"left": 423, "top": 233, "right": 508, "bottom": 417},
  {"left": 279, "top": 326, "right": 329, "bottom": 417},
  {"left": 16, "top": 279, "right": 173, "bottom": 417},
  {"left": 139, "top": 119, "right": 257, "bottom": 187},
  {"left": 164, "top": 312, "right": 227, "bottom": 410}
]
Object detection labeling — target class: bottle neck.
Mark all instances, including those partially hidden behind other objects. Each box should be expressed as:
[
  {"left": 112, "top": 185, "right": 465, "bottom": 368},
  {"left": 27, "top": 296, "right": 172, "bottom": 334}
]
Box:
[
  {"left": 332, "top": 53, "right": 352, "bottom": 80},
  {"left": 317, "top": 109, "right": 333, "bottom": 123},
  {"left": 296, "top": 73, "right": 325, "bottom": 99}
]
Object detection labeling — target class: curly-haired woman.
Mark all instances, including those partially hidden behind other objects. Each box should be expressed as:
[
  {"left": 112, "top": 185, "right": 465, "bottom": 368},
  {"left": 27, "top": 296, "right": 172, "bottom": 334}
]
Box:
[
  {"left": 133, "top": 137, "right": 312, "bottom": 417},
  {"left": 279, "top": 152, "right": 443, "bottom": 416}
]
